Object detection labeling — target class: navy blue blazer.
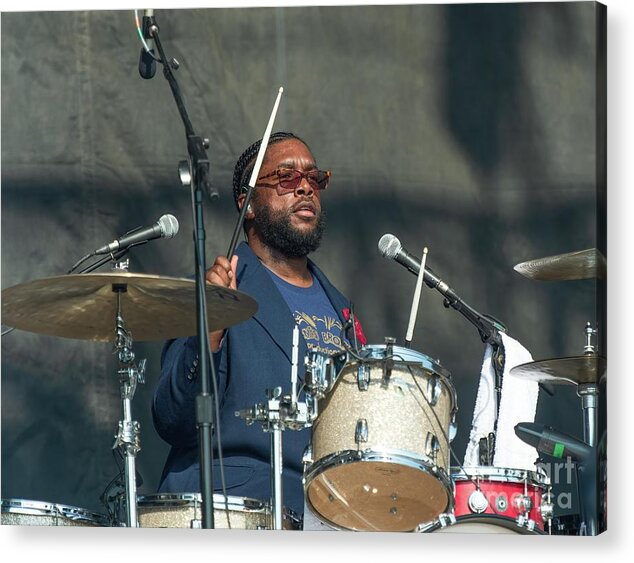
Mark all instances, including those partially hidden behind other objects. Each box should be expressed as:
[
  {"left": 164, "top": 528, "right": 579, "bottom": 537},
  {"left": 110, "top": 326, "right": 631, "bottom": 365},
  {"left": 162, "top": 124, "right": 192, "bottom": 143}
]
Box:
[{"left": 152, "top": 242, "right": 351, "bottom": 515}]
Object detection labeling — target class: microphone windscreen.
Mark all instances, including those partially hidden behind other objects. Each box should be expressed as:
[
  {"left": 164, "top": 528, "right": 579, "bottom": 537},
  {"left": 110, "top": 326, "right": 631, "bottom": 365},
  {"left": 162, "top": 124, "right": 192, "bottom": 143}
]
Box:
[
  {"left": 159, "top": 214, "right": 179, "bottom": 239},
  {"left": 378, "top": 233, "right": 401, "bottom": 259}
]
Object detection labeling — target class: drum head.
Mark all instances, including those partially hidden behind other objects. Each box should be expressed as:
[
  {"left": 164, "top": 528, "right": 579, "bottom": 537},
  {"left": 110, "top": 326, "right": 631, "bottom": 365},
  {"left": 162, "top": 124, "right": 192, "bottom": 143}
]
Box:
[{"left": 307, "top": 459, "right": 451, "bottom": 532}]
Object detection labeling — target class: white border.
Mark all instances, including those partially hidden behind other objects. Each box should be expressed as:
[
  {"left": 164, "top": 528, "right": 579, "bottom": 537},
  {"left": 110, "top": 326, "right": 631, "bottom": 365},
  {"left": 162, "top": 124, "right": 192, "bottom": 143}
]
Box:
[{"left": 1, "top": 0, "right": 631, "bottom": 559}]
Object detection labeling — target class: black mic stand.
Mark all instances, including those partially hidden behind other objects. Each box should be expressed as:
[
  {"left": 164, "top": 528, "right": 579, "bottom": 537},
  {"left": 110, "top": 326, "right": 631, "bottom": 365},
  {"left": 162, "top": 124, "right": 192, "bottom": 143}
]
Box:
[
  {"left": 428, "top": 281, "right": 506, "bottom": 461},
  {"left": 146, "top": 14, "right": 219, "bottom": 529}
]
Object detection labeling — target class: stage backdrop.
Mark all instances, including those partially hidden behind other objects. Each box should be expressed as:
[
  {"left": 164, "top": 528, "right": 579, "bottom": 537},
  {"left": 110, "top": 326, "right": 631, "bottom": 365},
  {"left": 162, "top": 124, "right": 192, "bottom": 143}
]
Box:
[{"left": 1, "top": 2, "right": 605, "bottom": 522}]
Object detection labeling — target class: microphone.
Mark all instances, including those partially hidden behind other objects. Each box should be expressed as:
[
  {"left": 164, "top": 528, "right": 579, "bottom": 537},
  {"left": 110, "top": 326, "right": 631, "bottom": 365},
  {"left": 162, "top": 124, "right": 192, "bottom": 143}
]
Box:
[
  {"left": 94, "top": 214, "right": 179, "bottom": 255},
  {"left": 378, "top": 233, "right": 455, "bottom": 297},
  {"left": 514, "top": 422, "right": 594, "bottom": 462},
  {"left": 138, "top": 9, "right": 157, "bottom": 80}
]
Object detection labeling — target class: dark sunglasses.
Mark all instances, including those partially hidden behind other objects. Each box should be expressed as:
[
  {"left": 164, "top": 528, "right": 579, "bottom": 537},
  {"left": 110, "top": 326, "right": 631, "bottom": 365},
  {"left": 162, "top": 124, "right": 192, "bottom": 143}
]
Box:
[{"left": 256, "top": 167, "right": 331, "bottom": 194}]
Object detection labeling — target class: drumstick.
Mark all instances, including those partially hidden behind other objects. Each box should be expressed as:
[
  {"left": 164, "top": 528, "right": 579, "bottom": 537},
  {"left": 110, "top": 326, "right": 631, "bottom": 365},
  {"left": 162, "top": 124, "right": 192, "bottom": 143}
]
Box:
[
  {"left": 405, "top": 246, "right": 428, "bottom": 348},
  {"left": 226, "top": 87, "right": 284, "bottom": 259}
]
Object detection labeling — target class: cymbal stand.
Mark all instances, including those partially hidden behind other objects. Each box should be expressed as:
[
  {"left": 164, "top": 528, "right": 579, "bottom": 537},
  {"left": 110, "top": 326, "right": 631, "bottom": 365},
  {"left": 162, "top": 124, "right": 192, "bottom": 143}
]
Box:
[
  {"left": 579, "top": 322, "right": 599, "bottom": 447},
  {"left": 111, "top": 274, "right": 146, "bottom": 528},
  {"left": 576, "top": 322, "right": 601, "bottom": 535},
  {"left": 236, "top": 327, "right": 316, "bottom": 529}
]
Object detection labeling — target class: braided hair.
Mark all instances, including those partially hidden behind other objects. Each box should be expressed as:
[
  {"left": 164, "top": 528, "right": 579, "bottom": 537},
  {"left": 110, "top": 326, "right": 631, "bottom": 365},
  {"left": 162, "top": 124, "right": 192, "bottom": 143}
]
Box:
[{"left": 231, "top": 132, "right": 309, "bottom": 210}]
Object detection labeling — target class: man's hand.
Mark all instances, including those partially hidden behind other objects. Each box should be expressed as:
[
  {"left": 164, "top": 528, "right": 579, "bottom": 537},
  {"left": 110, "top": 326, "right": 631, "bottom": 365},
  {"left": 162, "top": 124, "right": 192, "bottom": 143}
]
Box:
[{"left": 206, "top": 255, "right": 239, "bottom": 351}]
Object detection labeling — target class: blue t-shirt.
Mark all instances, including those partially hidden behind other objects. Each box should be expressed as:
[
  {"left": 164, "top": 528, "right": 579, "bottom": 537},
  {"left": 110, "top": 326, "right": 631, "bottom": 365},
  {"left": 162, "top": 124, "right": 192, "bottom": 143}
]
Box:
[{"left": 267, "top": 269, "right": 346, "bottom": 357}]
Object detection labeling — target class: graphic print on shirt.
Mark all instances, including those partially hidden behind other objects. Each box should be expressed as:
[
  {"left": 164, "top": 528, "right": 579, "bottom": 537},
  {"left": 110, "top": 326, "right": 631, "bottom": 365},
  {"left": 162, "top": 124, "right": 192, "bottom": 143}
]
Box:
[{"left": 294, "top": 311, "right": 345, "bottom": 356}]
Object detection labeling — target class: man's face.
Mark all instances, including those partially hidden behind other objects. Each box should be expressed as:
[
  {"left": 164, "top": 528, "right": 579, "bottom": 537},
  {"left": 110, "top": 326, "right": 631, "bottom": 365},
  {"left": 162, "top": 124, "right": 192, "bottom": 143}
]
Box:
[{"left": 248, "top": 139, "right": 326, "bottom": 257}]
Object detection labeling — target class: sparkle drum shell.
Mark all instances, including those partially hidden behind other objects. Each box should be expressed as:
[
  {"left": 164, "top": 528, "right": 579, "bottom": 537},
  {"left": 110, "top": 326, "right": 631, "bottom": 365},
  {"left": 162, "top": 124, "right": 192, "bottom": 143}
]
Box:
[
  {"left": 135, "top": 493, "right": 301, "bottom": 530},
  {"left": 1, "top": 498, "right": 110, "bottom": 527},
  {"left": 304, "top": 345, "right": 457, "bottom": 532}
]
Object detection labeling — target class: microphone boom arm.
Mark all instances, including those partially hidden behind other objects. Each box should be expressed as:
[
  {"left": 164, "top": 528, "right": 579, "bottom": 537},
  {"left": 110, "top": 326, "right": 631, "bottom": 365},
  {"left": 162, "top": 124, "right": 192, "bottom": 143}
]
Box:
[
  {"left": 420, "top": 266, "right": 505, "bottom": 347},
  {"left": 418, "top": 262, "right": 508, "bottom": 443}
]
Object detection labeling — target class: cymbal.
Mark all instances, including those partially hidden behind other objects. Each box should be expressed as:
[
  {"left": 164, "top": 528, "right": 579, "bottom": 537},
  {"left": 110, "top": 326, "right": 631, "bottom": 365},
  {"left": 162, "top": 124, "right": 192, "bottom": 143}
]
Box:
[
  {"left": 509, "top": 355, "right": 606, "bottom": 386},
  {"left": 1, "top": 273, "right": 258, "bottom": 342},
  {"left": 513, "top": 248, "right": 606, "bottom": 281}
]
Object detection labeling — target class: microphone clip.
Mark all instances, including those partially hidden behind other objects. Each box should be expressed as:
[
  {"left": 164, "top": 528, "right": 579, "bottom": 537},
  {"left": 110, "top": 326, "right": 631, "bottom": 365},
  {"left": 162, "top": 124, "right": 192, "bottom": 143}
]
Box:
[{"left": 142, "top": 12, "right": 159, "bottom": 41}]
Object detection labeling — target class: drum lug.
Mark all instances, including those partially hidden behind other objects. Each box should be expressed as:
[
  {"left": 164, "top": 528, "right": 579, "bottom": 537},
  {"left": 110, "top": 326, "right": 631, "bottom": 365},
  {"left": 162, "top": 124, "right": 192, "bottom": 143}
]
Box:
[
  {"left": 381, "top": 337, "right": 396, "bottom": 387},
  {"left": 416, "top": 512, "right": 455, "bottom": 533},
  {"left": 448, "top": 416, "right": 458, "bottom": 442},
  {"left": 513, "top": 494, "right": 533, "bottom": 515},
  {"left": 424, "top": 432, "right": 440, "bottom": 462},
  {"left": 302, "top": 443, "right": 314, "bottom": 467},
  {"left": 305, "top": 353, "right": 338, "bottom": 399},
  {"left": 539, "top": 491, "right": 555, "bottom": 522},
  {"left": 357, "top": 363, "right": 370, "bottom": 391},
  {"left": 426, "top": 376, "right": 442, "bottom": 407},
  {"left": 516, "top": 514, "right": 536, "bottom": 531},
  {"left": 355, "top": 418, "right": 369, "bottom": 444},
  {"left": 467, "top": 490, "right": 488, "bottom": 514},
  {"left": 438, "top": 512, "right": 456, "bottom": 528}
]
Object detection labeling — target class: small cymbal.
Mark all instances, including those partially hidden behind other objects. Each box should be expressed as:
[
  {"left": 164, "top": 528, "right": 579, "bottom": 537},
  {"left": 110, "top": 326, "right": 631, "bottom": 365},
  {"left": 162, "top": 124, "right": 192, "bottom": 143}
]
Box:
[
  {"left": 509, "top": 355, "right": 606, "bottom": 386},
  {"left": 1, "top": 272, "right": 258, "bottom": 342},
  {"left": 513, "top": 248, "right": 606, "bottom": 281}
]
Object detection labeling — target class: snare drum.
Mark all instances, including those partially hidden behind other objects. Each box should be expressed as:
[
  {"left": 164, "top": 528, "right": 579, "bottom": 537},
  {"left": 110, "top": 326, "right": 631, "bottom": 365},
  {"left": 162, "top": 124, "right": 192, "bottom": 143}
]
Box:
[
  {"left": 1, "top": 498, "right": 110, "bottom": 527},
  {"left": 420, "top": 467, "right": 552, "bottom": 534},
  {"left": 136, "top": 493, "right": 301, "bottom": 530},
  {"left": 304, "top": 345, "right": 457, "bottom": 532}
]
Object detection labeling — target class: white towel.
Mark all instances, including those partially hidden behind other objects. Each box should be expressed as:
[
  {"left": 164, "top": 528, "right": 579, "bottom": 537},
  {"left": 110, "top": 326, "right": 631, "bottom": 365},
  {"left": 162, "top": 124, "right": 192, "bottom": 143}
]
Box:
[{"left": 464, "top": 332, "right": 540, "bottom": 471}]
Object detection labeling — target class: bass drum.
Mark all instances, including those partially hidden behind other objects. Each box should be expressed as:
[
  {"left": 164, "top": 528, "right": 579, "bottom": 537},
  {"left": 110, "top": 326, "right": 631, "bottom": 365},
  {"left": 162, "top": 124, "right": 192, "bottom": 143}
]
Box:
[
  {"left": 304, "top": 344, "right": 457, "bottom": 532},
  {"left": 424, "top": 513, "right": 546, "bottom": 534},
  {"left": 1, "top": 498, "right": 110, "bottom": 527},
  {"left": 135, "top": 493, "right": 301, "bottom": 530}
]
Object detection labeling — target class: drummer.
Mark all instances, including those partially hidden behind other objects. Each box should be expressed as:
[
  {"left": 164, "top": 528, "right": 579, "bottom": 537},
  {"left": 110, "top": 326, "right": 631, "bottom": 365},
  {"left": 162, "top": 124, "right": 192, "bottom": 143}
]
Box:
[{"left": 152, "top": 132, "right": 364, "bottom": 521}]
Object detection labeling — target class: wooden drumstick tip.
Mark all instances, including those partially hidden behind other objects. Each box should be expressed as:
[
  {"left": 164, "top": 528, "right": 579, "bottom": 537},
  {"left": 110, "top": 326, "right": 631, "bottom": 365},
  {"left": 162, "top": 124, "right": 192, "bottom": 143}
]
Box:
[{"left": 278, "top": 87, "right": 284, "bottom": 93}]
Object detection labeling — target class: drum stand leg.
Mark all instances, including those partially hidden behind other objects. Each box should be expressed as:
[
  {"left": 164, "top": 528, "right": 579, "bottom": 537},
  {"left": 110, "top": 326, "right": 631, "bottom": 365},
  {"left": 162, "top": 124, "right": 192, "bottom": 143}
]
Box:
[
  {"left": 111, "top": 286, "right": 146, "bottom": 528},
  {"left": 576, "top": 383, "right": 599, "bottom": 536},
  {"left": 237, "top": 384, "right": 313, "bottom": 531},
  {"left": 271, "top": 423, "right": 284, "bottom": 531}
]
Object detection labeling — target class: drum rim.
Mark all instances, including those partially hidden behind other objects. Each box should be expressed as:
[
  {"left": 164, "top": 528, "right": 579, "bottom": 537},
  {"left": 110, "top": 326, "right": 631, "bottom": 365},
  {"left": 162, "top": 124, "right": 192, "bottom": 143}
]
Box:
[
  {"left": 1, "top": 498, "right": 110, "bottom": 524},
  {"left": 451, "top": 466, "right": 551, "bottom": 486},
  {"left": 345, "top": 345, "right": 458, "bottom": 414},
  {"left": 360, "top": 344, "right": 451, "bottom": 377},
  {"left": 304, "top": 448, "right": 454, "bottom": 509},
  {"left": 306, "top": 345, "right": 458, "bottom": 416},
  {"left": 304, "top": 449, "right": 454, "bottom": 532},
  {"left": 136, "top": 493, "right": 267, "bottom": 512},
  {"left": 420, "top": 513, "right": 546, "bottom": 535}
]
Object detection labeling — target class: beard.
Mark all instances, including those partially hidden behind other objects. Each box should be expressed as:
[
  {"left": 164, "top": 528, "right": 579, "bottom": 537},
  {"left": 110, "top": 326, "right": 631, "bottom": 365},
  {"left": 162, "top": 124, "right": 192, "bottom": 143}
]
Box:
[{"left": 252, "top": 201, "right": 325, "bottom": 258}]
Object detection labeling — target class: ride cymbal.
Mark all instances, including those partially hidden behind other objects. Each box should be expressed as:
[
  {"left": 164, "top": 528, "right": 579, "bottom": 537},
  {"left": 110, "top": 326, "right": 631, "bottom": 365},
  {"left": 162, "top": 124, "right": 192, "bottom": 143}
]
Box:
[
  {"left": 1, "top": 272, "right": 258, "bottom": 342},
  {"left": 509, "top": 355, "right": 606, "bottom": 386},
  {"left": 513, "top": 248, "right": 606, "bottom": 281}
]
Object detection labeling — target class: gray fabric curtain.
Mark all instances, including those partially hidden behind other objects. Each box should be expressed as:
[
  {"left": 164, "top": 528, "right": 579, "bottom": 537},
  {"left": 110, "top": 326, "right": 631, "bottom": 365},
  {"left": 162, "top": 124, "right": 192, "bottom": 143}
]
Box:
[{"left": 2, "top": 3, "right": 604, "bottom": 520}]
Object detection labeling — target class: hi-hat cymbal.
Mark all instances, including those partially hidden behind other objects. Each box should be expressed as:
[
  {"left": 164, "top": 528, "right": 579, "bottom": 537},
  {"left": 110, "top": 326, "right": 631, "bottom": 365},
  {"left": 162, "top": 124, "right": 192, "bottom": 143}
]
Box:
[
  {"left": 513, "top": 248, "right": 606, "bottom": 281},
  {"left": 1, "top": 272, "right": 258, "bottom": 342},
  {"left": 509, "top": 355, "right": 606, "bottom": 386}
]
